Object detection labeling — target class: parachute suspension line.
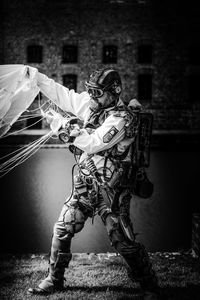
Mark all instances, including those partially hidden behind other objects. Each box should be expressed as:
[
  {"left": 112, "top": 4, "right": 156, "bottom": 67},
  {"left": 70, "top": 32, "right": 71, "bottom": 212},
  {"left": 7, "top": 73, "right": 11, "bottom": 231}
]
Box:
[
  {"left": 22, "top": 101, "right": 53, "bottom": 120},
  {"left": 0, "top": 130, "right": 53, "bottom": 162},
  {"left": 0, "top": 115, "right": 46, "bottom": 139},
  {"left": 15, "top": 114, "right": 44, "bottom": 122},
  {"left": 19, "top": 99, "right": 53, "bottom": 121},
  {"left": 0, "top": 100, "right": 53, "bottom": 140},
  {"left": 24, "top": 92, "right": 44, "bottom": 113},
  {"left": 0, "top": 132, "right": 51, "bottom": 175},
  {"left": 0, "top": 131, "right": 53, "bottom": 178},
  {"left": 1, "top": 100, "right": 55, "bottom": 139},
  {"left": 38, "top": 91, "right": 41, "bottom": 110},
  {"left": 0, "top": 92, "right": 62, "bottom": 177}
]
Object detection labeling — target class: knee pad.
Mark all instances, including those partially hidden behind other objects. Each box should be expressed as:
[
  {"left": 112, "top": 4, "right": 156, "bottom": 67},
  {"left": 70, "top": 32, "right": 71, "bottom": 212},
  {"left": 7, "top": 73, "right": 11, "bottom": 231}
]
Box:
[
  {"left": 62, "top": 206, "right": 86, "bottom": 234},
  {"left": 53, "top": 204, "right": 86, "bottom": 247}
]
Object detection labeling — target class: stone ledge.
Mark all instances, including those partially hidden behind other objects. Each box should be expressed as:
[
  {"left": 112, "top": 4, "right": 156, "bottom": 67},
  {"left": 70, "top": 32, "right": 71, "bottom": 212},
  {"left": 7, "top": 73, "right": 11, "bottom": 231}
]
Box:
[
  {"left": 0, "top": 130, "right": 200, "bottom": 149},
  {"left": 0, "top": 250, "right": 195, "bottom": 261}
]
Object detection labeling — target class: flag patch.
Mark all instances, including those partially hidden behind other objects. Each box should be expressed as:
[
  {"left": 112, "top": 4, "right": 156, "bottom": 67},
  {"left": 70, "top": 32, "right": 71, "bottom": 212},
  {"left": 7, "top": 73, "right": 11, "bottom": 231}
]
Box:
[{"left": 103, "top": 126, "right": 119, "bottom": 143}]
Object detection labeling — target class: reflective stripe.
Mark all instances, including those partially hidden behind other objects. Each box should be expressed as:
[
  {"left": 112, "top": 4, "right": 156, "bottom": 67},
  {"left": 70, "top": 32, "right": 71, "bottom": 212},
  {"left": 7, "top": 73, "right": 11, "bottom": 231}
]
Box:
[{"left": 98, "top": 69, "right": 113, "bottom": 85}]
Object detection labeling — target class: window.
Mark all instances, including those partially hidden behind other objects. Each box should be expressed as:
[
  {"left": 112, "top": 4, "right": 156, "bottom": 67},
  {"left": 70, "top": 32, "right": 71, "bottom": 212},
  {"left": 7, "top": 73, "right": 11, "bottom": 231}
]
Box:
[
  {"left": 188, "top": 74, "right": 200, "bottom": 102},
  {"left": 103, "top": 45, "right": 118, "bottom": 64},
  {"left": 26, "top": 117, "right": 42, "bottom": 129},
  {"left": 27, "top": 45, "right": 43, "bottom": 63},
  {"left": 138, "top": 74, "right": 152, "bottom": 102},
  {"left": 62, "top": 45, "right": 78, "bottom": 63},
  {"left": 188, "top": 45, "right": 200, "bottom": 65},
  {"left": 138, "top": 45, "right": 153, "bottom": 64},
  {"left": 110, "top": 0, "right": 125, "bottom": 3},
  {"left": 63, "top": 74, "right": 77, "bottom": 90}
]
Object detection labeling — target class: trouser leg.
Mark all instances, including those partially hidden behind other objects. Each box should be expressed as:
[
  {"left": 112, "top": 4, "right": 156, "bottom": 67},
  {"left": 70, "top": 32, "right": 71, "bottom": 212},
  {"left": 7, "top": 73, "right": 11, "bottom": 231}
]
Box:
[
  {"left": 104, "top": 213, "right": 158, "bottom": 290},
  {"left": 29, "top": 200, "right": 88, "bottom": 294},
  {"left": 48, "top": 201, "right": 88, "bottom": 279},
  {"left": 47, "top": 222, "right": 72, "bottom": 283},
  {"left": 98, "top": 186, "right": 158, "bottom": 292}
]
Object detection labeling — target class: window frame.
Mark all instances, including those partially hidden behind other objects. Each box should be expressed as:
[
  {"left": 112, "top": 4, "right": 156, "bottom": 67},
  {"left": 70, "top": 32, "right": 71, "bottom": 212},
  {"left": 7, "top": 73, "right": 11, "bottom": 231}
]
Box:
[
  {"left": 103, "top": 45, "right": 118, "bottom": 64},
  {"left": 62, "top": 45, "right": 78, "bottom": 64}
]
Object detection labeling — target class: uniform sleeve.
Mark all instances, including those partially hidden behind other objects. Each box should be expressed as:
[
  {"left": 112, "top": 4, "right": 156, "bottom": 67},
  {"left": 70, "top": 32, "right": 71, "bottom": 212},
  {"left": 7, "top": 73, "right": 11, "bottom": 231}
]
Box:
[
  {"left": 73, "top": 114, "right": 126, "bottom": 154},
  {"left": 36, "top": 70, "right": 90, "bottom": 121}
]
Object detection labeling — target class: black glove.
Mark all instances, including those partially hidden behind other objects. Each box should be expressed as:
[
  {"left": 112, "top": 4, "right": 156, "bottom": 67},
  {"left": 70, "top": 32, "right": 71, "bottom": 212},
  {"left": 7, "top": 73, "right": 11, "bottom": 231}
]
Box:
[{"left": 58, "top": 128, "right": 75, "bottom": 143}]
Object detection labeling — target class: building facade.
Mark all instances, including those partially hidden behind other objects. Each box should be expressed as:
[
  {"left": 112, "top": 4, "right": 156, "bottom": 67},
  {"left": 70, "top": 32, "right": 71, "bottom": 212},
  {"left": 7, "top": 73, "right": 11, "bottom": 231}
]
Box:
[
  {"left": 1, "top": 0, "right": 200, "bottom": 132},
  {"left": 1, "top": 0, "right": 200, "bottom": 253}
]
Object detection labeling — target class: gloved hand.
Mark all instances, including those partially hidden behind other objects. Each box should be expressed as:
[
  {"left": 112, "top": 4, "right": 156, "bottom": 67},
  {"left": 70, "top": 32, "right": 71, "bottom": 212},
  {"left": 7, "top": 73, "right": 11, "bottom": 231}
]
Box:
[
  {"left": 41, "top": 108, "right": 83, "bottom": 142},
  {"left": 58, "top": 122, "right": 82, "bottom": 143},
  {"left": 58, "top": 127, "right": 71, "bottom": 143},
  {"left": 41, "top": 108, "right": 66, "bottom": 134}
]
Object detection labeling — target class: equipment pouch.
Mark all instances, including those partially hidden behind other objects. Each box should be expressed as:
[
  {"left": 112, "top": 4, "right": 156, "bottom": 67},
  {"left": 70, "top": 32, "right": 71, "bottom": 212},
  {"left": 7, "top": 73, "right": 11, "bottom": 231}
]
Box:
[
  {"left": 117, "top": 162, "right": 135, "bottom": 189},
  {"left": 133, "top": 167, "right": 154, "bottom": 198}
]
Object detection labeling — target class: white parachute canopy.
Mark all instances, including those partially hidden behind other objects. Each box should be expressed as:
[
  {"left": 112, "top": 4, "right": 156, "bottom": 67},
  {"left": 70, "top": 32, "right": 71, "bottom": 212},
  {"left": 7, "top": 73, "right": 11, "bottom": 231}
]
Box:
[{"left": 0, "top": 64, "right": 40, "bottom": 137}]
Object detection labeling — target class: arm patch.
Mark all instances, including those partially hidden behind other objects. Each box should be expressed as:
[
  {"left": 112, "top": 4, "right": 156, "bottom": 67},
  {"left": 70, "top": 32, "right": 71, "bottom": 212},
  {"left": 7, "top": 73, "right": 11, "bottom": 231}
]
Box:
[{"left": 103, "top": 126, "right": 119, "bottom": 143}]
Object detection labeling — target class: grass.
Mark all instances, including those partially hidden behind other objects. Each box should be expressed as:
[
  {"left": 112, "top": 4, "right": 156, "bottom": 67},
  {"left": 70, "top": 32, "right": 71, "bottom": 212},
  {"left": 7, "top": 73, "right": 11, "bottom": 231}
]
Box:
[{"left": 0, "top": 251, "right": 200, "bottom": 300}]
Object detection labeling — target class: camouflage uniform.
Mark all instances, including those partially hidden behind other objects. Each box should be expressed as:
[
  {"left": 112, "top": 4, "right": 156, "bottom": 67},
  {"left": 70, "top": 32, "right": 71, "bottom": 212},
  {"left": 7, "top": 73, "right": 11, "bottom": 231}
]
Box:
[{"left": 29, "top": 68, "right": 159, "bottom": 298}]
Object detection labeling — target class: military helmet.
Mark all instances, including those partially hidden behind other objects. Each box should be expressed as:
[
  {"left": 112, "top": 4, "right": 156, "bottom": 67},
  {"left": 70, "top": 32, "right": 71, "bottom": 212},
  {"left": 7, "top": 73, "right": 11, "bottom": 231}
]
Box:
[{"left": 85, "top": 68, "right": 122, "bottom": 98}]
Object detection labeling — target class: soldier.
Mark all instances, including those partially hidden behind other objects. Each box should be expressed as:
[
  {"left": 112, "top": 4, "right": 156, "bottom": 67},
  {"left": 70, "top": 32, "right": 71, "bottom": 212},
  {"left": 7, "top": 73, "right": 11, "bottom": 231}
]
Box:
[{"left": 28, "top": 67, "right": 160, "bottom": 300}]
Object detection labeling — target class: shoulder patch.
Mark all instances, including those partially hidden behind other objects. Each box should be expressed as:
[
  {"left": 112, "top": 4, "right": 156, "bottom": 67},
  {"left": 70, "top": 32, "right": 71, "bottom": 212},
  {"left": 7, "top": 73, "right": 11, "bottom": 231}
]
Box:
[{"left": 103, "top": 126, "right": 119, "bottom": 143}]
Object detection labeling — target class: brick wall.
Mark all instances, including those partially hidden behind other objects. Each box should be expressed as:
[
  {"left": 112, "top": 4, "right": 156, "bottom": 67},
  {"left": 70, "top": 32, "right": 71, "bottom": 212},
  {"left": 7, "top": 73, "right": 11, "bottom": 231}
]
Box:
[{"left": 2, "top": 0, "right": 200, "bottom": 131}]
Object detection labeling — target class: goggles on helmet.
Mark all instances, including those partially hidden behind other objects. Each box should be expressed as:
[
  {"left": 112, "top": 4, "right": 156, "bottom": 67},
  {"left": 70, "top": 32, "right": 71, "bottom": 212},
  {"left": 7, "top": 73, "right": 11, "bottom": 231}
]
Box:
[{"left": 85, "top": 86, "right": 104, "bottom": 98}]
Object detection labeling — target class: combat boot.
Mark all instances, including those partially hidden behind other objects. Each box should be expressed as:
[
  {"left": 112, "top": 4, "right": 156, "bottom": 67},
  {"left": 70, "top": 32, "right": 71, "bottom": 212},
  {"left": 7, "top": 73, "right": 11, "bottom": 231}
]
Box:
[
  {"left": 139, "top": 265, "right": 160, "bottom": 300},
  {"left": 28, "top": 252, "right": 72, "bottom": 295},
  {"left": 28, "top": 263, "right": 65, "bottom": 295},
  {"left": 124, "top": 243, "right": 160, "bottom": 300}
]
